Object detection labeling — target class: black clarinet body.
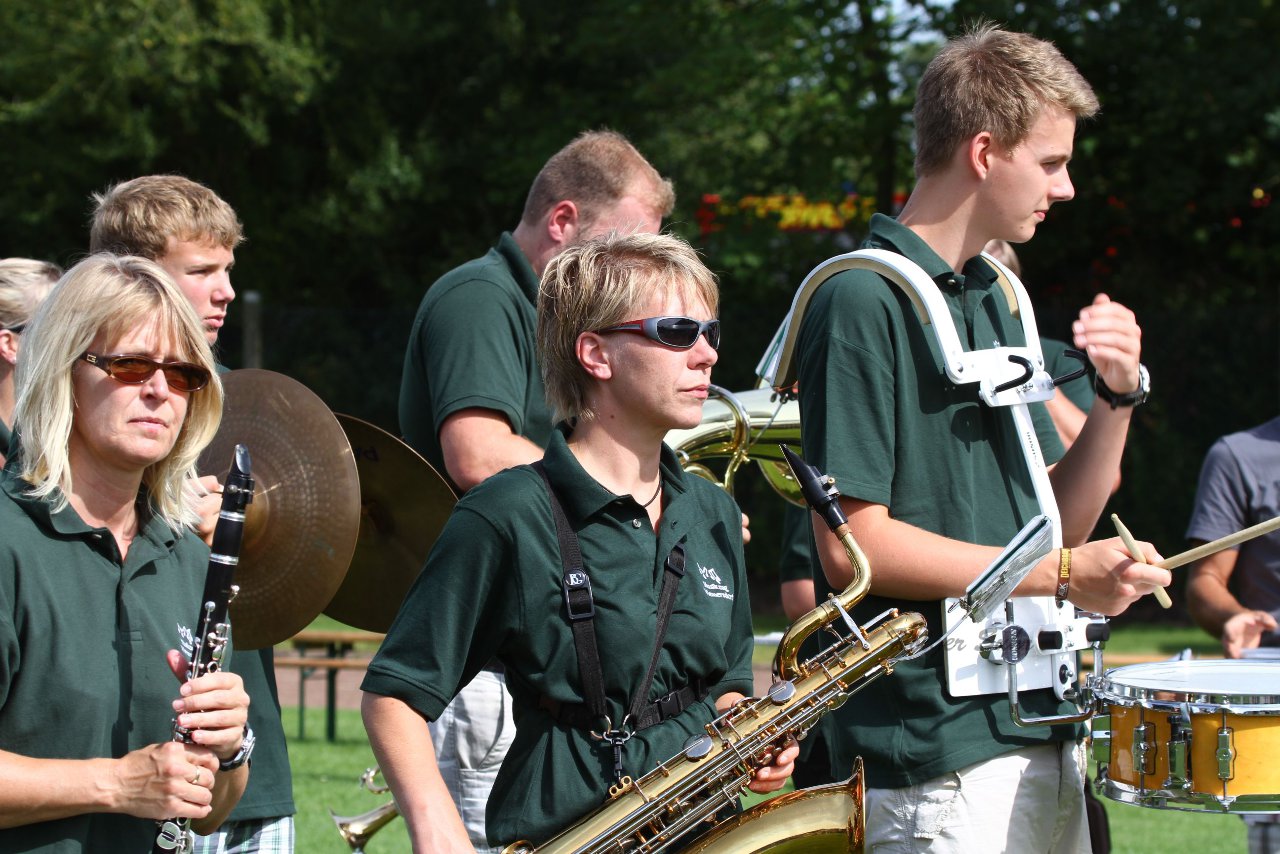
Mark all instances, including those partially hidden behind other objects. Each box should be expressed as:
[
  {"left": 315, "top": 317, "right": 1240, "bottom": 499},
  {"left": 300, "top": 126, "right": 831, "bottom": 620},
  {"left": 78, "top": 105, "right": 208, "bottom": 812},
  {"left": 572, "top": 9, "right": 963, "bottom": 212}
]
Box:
[{"left": 152, "top": 445, "right": 254, "bottom": 853}]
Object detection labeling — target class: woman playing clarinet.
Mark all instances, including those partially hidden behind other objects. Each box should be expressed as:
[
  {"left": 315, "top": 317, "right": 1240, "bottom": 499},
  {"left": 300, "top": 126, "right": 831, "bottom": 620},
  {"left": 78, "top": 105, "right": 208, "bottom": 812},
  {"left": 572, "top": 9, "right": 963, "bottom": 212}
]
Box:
[{"left": 0, "top": 254, "right": 251, "bottom": 851}]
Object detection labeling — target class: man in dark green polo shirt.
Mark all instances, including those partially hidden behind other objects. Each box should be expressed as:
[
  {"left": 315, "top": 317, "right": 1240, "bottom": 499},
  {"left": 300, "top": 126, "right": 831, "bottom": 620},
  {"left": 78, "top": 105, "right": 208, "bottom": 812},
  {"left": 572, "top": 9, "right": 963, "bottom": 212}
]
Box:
[
  {"left": 794, "top": 26, "right": 1169, "bottom": 852},
  {"left": 90, "top": 176, "right": 296, "bottom": 854},
  {"left": 396, "top": 130, "right": 674, "bottom": 851},
  {"left": 366, "top": 232, "right": 794, "bottom": 849}
]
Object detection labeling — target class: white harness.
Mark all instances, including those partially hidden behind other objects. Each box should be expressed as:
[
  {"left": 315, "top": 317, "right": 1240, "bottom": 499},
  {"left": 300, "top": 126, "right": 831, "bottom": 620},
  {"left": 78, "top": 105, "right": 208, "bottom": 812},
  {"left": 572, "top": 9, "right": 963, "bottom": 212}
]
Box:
[{"left": 759, "top": 249, "right": 1097, "bottom": 717}]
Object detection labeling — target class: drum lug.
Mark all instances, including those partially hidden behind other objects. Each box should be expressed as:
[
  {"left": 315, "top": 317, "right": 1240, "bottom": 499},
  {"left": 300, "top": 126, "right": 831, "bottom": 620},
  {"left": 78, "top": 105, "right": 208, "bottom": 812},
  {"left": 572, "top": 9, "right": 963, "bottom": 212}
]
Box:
[
  {"left": 1132, "top": 722, "right": 1155, "bottom": 777},
  {"left": 1090, "top": 714, "right": 1111, "bottom": 766},
  {"left": 1166, "top": 735, "right": 1189, "bottom": 789},
  {"left": 1216, "top": 726, "right": 1236, "bottom": 782}
]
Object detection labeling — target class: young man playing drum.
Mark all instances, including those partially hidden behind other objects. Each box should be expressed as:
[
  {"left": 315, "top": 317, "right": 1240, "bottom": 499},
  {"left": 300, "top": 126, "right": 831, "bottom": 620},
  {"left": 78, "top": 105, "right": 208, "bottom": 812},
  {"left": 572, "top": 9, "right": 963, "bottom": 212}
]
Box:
[{"left": 795, "top": 25, "right": 1170, "bottom": 852}]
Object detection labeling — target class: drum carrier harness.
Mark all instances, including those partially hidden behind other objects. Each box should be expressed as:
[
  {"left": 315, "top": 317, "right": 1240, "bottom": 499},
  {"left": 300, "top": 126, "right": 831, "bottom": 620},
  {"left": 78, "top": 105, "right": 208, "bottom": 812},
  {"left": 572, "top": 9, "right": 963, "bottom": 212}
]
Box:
[{"left": 758, "top": 248, "right": 1109, "bottom": 727}]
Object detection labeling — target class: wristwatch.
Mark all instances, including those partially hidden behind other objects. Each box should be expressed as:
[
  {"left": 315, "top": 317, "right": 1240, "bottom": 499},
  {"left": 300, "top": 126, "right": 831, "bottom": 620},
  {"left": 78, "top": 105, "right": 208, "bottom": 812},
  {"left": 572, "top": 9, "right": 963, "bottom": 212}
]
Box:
[
  {"left": 1095, "top": 363, "right": 1150, "bottom": 409},
  {"left": 219, "top": 724, "right": 256, "bottom": 772}
]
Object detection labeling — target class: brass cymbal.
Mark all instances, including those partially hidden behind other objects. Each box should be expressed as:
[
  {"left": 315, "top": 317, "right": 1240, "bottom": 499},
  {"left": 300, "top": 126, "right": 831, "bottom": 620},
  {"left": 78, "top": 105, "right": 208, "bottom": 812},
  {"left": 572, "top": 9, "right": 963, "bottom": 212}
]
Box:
[
  {"left": 324, "top": 414, "right": 457, "bottom": 632},
  {"left": 198, "top": 369, "right": 361, "bottom": 650}
]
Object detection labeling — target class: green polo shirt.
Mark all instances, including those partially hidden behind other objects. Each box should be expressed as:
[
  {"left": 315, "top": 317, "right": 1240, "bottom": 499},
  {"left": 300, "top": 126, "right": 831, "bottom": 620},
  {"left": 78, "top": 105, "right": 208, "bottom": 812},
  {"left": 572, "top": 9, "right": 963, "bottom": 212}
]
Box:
[
  {"left": 1041, "top": 336, "right": 1096, "bottom": 413},
  {"left": 211, "top": 362, "right": 295, "bottom": 826},
  {"left": 0, "top": 469, "right": 213, "bottom": 852},
  {"left": 795, "top": 213, "right": 1077, "bottom": 789},
  {"left": 0, "top": 418, "right": 11, "bottom": 460},
  {"left": 362, "top": 427, "right": 754, "bottom": 846},
  {"left": 398, "top": 233, "right": 553, "bottom": 490}
]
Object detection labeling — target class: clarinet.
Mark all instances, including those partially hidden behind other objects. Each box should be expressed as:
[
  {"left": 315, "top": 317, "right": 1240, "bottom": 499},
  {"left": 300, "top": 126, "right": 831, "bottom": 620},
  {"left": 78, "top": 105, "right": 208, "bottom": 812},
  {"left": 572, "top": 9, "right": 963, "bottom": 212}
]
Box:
[{"left": 153, "top": 445, "right": 254, "bottom": 853}]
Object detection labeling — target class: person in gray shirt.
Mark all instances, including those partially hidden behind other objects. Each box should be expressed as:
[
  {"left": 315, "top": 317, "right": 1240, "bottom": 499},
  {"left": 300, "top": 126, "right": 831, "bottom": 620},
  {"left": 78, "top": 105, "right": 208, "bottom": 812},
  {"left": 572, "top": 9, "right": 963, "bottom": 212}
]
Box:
[{"left": 1186, "top": 416, "right": 1280, "bottom": 657}]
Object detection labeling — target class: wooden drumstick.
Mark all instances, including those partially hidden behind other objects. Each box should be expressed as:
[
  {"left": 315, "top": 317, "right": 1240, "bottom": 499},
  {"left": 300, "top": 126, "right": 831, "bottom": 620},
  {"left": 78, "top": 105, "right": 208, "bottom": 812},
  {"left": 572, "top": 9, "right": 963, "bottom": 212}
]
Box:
[
  {"left": 1111, "top": 513, "right": 1173, "bottom": 609},
  {"left": 1153, "top": 513, "right": 1280, "bottom": 571}
]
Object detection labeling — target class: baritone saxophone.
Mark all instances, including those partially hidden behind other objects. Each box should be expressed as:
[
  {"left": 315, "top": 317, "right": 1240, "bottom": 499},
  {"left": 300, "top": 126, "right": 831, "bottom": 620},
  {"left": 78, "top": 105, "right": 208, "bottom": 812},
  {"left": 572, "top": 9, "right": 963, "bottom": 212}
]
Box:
[{"left": 500, "top": 445, "right": 928, "bottom": 854}]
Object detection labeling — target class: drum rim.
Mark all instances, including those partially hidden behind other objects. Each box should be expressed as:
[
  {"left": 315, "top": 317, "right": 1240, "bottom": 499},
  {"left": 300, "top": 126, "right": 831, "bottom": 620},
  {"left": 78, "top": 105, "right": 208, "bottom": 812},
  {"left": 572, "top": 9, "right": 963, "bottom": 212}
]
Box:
[
  {"left": 1096, "top": 660, "right": 1280, "bottom": 708},
  {"left": 1098, "top": 776, "right": 1280, "bottom": 814}
]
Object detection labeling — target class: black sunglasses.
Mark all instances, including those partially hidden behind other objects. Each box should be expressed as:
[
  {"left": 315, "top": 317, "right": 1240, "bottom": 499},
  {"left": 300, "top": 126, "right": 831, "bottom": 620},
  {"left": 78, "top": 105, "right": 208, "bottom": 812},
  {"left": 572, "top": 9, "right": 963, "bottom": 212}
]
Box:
[
  {"left": 80, "top": 352, "right": 212, "bottom": 393},
  {"left": 2, "top": 324, "right": 24, "bottom": 334},
  {"left": 597, "top": 316, "right": 721, "bottom": 350}
]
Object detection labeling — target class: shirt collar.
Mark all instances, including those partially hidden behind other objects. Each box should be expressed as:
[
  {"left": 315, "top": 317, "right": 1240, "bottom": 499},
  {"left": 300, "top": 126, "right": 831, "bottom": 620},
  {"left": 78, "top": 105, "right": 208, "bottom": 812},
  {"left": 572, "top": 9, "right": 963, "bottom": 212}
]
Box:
[
  {"left": 538, "top": 424, "right": 691, "bottom": 525},
  {"left": 496, "top": 231, "right": 541, "bottom": 308},
  {"left": 864, "top": 213, "right": 1000, "bottom": 292}
]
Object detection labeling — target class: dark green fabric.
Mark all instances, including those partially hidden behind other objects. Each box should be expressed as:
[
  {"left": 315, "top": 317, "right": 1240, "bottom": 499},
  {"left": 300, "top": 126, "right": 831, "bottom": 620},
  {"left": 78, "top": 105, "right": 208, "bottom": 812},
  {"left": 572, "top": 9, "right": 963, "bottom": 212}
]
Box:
[
  {"left": 1040, "top": 336, "right": 1096, "bottom": 414},
  {"left": 0, "top": 418, "right": 11, "bottom": 461},
  {"left": 362, "top": 427, "right": 754, "bottom": 846},
  {"left": 0, "top": 470, "right": 211, "bottom": 852},
  {"left": 795, "top": 213, "right": 1077, "bottom": 789},
  {"left": 778, "top": 503, "right": 813, "bottom": 584},
  {"left": 397, "top": 232, "right": 552, "bottom": 491}
]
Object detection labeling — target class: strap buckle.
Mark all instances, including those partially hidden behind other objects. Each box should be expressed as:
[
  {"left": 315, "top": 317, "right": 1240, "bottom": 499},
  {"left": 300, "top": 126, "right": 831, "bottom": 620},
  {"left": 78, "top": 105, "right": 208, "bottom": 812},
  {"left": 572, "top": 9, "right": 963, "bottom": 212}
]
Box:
[
  {"left": 655, "top": 688, "right": 684, "bottom": 721},
  {"left": 590, "top": 714, "right": 634, "bottom": 744},
  {"left": 563, "top": 569, "right": 594, "bottom": 621}
]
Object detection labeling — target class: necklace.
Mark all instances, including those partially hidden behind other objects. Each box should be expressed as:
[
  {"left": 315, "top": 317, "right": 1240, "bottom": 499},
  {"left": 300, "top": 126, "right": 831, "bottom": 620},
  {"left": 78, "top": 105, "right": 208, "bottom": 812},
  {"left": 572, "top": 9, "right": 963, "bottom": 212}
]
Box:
[{"left": 637, "top": 480, "right": 662, "bottom": 508}]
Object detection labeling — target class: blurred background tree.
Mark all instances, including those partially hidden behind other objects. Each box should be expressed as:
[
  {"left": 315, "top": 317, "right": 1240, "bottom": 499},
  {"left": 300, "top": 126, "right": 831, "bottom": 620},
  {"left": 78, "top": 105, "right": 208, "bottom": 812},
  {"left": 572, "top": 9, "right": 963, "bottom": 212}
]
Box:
[{"left": 2, "top": 0, "right": 1276, "bottom": 610}]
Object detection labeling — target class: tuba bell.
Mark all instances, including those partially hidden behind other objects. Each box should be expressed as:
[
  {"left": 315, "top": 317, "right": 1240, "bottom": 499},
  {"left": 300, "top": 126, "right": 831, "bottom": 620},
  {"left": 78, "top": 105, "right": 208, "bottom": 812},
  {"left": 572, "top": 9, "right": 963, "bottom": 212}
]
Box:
[
  {"left": 329, "top": 767, "right": 401, "bottom": 852},
  {"left": 664, "top": 385, "right": 802, "bottom": 505}
]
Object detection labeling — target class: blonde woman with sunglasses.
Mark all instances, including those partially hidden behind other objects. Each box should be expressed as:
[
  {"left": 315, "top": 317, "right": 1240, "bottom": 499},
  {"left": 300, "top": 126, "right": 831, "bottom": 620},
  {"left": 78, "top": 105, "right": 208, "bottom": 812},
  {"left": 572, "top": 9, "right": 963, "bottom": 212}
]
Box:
[{"left": 0, "top": 254, "right": 251, "bottom": 852}]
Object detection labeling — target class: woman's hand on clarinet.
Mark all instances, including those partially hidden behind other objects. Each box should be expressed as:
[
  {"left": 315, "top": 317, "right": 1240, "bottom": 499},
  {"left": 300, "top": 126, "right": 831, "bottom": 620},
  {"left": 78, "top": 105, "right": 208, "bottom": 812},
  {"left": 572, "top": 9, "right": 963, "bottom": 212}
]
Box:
[
  {"left": 166, "top": 649, "right": 251, "bottom": 763},
  {"left": 105, "top": 741, "right": 219, "bottom": 820}
]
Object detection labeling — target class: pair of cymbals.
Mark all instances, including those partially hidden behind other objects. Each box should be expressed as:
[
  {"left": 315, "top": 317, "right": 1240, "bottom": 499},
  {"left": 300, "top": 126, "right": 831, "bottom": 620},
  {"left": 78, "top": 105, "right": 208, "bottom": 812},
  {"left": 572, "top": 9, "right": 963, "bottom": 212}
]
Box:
[{"left": 198, "top": 370, "right": 453, "bottom": 649}]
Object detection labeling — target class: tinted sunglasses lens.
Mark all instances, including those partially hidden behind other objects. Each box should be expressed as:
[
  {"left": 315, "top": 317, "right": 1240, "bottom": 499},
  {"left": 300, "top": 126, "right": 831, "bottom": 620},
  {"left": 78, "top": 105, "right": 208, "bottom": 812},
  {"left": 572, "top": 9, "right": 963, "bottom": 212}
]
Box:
[
  {"left": 108, "top": 357, "right": 160, "bottom": 384},
  {"left": 163, "top": 364, "right": 209, "bottom": 392},
  {"left": 654, "top": 317, "right": 719, "bottom": 349}
]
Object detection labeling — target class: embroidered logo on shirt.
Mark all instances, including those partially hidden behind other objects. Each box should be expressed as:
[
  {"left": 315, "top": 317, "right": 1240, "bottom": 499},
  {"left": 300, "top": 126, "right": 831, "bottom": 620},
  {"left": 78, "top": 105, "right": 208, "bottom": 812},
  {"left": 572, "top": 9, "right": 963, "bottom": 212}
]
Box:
[
  {"left": 697, "top": 562, "right": 733, "bottom": 600},
  {"left": 176, "top": 622, "right": 196, "bottom": 660}
]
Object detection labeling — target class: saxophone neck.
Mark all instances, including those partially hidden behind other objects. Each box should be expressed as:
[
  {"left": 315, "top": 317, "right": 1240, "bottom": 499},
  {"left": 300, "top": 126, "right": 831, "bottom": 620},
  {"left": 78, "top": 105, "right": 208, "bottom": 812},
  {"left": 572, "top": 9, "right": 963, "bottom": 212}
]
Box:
[{"left": 774, "top": 523, "right": 872, "bottom": 680}]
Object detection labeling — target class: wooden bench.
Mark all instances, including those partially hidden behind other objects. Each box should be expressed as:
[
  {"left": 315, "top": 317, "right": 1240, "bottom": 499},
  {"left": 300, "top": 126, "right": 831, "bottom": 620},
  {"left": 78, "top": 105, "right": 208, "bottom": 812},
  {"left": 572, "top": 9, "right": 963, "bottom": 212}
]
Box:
[{"left": 277, "top": 630, "right": 385, "bottom": 741}]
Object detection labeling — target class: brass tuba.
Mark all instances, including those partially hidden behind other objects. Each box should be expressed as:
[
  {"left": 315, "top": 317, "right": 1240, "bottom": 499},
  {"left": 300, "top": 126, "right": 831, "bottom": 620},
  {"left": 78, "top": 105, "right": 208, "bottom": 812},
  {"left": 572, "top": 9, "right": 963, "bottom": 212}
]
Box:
[
  {"left": 664, "top": 385, "right": 802, "bottom": 505},
  {"left": 500, "top": 445, "right": 928, "bottom": 853}
]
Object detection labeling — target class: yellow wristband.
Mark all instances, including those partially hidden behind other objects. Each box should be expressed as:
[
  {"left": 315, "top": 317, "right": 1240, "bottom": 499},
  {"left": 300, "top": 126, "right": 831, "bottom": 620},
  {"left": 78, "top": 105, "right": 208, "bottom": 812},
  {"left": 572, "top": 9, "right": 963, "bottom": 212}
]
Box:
[{"left": 1055, "top": 547, "right": 1072, "bottom": 604}]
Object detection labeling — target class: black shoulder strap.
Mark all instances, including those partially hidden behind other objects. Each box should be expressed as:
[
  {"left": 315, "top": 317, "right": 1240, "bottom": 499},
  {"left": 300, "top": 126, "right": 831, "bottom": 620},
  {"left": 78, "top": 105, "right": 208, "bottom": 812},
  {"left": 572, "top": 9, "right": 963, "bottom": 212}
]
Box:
[{"left": 534, "top": 461, "right": 608, "bottom": 722}]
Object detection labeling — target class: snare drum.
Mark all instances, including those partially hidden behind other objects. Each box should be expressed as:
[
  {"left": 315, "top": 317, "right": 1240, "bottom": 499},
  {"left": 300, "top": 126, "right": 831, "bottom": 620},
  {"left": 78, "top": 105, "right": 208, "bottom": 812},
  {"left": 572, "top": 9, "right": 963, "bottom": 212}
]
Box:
[{"left": 1091, "top": 659, "right": 1280, "bottom": 812}]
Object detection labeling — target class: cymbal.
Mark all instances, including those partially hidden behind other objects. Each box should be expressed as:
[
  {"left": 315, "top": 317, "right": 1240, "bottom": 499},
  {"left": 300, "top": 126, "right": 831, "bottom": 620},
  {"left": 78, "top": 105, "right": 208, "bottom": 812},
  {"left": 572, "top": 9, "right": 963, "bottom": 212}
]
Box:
[
  {"left": 324, "top": 414, "right": 457, "bottom": 632},
  {"left": 198, "top": 369, "right": 361, "bottom": 649}
]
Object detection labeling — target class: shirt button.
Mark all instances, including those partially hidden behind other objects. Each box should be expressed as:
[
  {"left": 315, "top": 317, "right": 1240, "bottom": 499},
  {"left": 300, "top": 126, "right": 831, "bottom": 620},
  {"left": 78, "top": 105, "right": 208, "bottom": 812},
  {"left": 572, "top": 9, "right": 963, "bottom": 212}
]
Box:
[{"left": 632, "top": 518, "right": 643, "bottom": 528}]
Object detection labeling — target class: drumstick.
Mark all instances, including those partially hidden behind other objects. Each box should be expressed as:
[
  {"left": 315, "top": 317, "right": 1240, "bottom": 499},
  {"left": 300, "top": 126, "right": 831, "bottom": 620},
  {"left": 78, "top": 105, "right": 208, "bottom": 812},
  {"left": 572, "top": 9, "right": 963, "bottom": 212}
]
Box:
[
  {"left": 1111, "top": 514, "right": 1173, "bottom": 609},
  {"left": 1153, "top": 513, "right": 1280, "bottom": 571}
]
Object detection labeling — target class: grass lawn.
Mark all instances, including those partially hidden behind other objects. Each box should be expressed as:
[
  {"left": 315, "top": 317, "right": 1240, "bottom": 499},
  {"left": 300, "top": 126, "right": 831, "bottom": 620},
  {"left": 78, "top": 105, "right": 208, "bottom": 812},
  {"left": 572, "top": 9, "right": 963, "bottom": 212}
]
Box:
[{"left": 283, "top": 621, "right": 1253, "bottom": 852}]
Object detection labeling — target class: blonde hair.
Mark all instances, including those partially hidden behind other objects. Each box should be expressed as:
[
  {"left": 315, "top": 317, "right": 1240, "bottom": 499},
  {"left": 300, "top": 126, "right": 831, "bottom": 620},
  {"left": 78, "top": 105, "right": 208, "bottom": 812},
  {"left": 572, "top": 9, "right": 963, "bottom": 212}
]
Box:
[
  {"left": 0, "top": 259, "right": 60, "bottom": 330},
  {"left": 521, "top": 130, "right": 675, "bottom": 233},
  {"left": 538, "top": 232, "right": 718, "bottom": 422},
  {"left": 914, "top": 24, "right": 1099, "bottom": 177},
  {"left": 13, "top": 254, "right": 223, "bottom": 531},
  {"left": 89, "top": 174, "right": 243, "bottom": 259}
]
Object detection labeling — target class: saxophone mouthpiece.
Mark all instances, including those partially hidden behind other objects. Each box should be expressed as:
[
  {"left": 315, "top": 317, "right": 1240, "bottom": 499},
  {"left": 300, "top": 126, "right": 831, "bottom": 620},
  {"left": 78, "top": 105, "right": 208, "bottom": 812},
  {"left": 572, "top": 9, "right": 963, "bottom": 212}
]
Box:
[{"left": 780, "top": 444, "right": 846, "bottom": 533}]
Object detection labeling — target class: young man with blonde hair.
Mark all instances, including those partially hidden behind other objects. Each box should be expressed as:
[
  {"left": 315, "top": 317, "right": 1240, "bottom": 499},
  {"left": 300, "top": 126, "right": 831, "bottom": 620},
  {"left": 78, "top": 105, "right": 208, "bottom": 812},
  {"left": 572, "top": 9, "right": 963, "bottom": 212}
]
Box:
[
  {"left": 89, "top": 176, "right": 295, "bottom": 854},
  {"left": 90, "top": 175, "right": 241, "bottom": 349},
  {"left": 396, "top": 130, "right": 674, "bottom": 851},
  {"left": 795, "top": 25, "right": 1167, "bottom": 851}
]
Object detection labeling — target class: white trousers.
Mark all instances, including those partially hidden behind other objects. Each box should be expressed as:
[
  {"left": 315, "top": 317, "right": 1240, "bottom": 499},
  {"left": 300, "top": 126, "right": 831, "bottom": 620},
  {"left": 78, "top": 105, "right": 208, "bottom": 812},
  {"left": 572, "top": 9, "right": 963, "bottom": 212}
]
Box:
[
  {"left": 865, "top": 742, "right": 1090, "bottom": 854},
  {"left": 429, "top": 668, "right": 516, "bottom": 853}
]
